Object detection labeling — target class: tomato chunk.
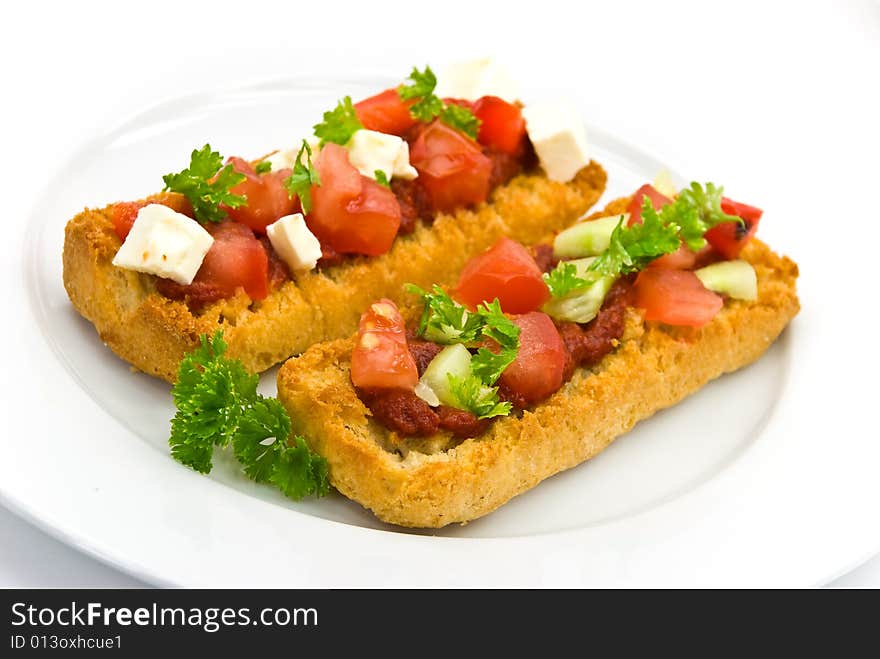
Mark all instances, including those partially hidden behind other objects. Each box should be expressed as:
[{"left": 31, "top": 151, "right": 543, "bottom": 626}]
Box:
[
  {"left": 499, "top": 312, "right": 566, "bottom": 405},
  {"left": 409, "top": 121, "right": 492, "bottom": 213},
  {"left": 354, "top": 88, "right": 418, "bottom": 136},
  {"left": 627, "top": 184, "right": 672, "bottom": 225},
  {"left": 634, "top": 269, "right": 723, "bottom": 327},
  {"left": 704, "top": 197, "right": 763, "bottom": 259},
  {"left": 351, "top": 299, "right": 418, "bottom": 390},
  {"left": 455, "top": 238, "right": 550, "bottom": 314},
  {"left": 307, "top": 143, "right": 401, "bottom": 256},
  {"left": 192, "top": 221, "right": 269, "bottom": 301},
  {"left": 473, "top": 96, "right": 526, "bottom": 155},
  {"left": 223, "top": 157, "right": 299, "bottom": 234}
]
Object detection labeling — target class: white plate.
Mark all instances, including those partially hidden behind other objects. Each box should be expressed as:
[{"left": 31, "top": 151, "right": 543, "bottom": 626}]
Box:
[{"left": 4, "top": 76, "right": 879, "bottom": 587}]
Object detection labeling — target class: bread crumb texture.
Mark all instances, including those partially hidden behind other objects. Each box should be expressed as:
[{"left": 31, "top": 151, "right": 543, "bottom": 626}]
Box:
[
  {"left": 277, "top": 199, "right": 800, "bottom": 528},
  {"left": 63, "top": 164, "right": 607, "bottom": 381}
]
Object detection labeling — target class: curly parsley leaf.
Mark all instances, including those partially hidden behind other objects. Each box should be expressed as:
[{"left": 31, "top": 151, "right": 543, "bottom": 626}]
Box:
[
  {"left": 448, "top": 373, "right": 511, "bottom": 419},
  {"left": 668, "top": 182, "right": 743, "bottom": 250},
  {"left": 255, "top": 160, "right": 272, "bottom": 174},
  {"left": 313, "top": 96, "right": 363, "bottom": 146},
  {"left": 397, "top": 66, "right": 480, "bottom": 135},
  {"left": 283, "top": 140, "right": 321, "bottom": 214},
  {"left": 469, "top": 299, "right": 520, "bottom": 384},
  {"left": 374, "top": 170, "right": 391, "bottom": 188},
  {"left": 170, "top": 331, "right": 329, "bottom": 500},
  {"left": 398, "top": 66, "right": 444, "bottom": 121},
  {"left": 543, "top": 261, "right": 592, "bottom": 298},
  {"left": 406, "top": 284, "right": 484, "bottom": 345},
  {"left": 270, "top": 435, "right": 330, "bottom": 500},
  {"left": 588, "top": 207, "right": 680, "bottom": 278},
  {"left": 162, "top": 144, "right": 246, "bottom": 224},
  {"left": 441, "top": 103, "right": 481, "bottom": 139}
]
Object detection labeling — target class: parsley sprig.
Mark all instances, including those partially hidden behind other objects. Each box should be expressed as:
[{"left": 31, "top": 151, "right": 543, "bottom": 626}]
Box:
[
  {"left": 283, "top": 140, "right": 321, "bottom": 214},
  {"left": 406, "top": 285, "right": 519, "bottom": 418},
  {"left": 397, "top": 66, "right": 481, "bottom": 139},
  {"left": 587, "top": 204, "right": 681, "bottom": 278},
  {"left": 162, "top": 144, "right": 246, "bottom": 224},
  {"left": 543, "top": 261, "right": 592, "bottom": 298},
  {"left": 170, "top": 332, "right": 329, "bottom": 500},
  {"left": 313, "top": 96, "right": 363, "bottom": 146},
  {"left": 662, "top": 182, "right": 743, "bottom": 250}
]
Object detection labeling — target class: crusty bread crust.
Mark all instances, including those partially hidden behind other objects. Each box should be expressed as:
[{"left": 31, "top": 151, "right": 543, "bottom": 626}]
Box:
[
  {"left": 276, "top": 212, "right": 800, "bottom": 528},
  {"left": 63, "top": 164, "right": 607, "bottom": 382}
]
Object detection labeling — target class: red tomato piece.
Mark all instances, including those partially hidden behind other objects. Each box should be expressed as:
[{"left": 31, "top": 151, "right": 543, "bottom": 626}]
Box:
[
  {"left": 634, "top": 269, "right": 723, "bottom": 327},
  {"left": 223, "top": 157, "right": 299, "bottom": 235},
  {"left": 409, "top": 121, "right": 492, "bottom": 213},
  {"left": 499, "top": 312, "right": 566, "bottom": 405},
  {"left": 192, "top": 221, "right": 269, "bottom": 301},
  {"left": 627, "top": 184, "right": 672, "bottom": 225},
  {"left": 704, "top": 197, "right": 763, "bottom": 260},
  {"left": 354, "top": 88, "right": 418, "bottom": 136},
  {"left": 455, "top": 238, "right": 550, "bottom": 314},
  {"left": 351, "top": 299, "right": 418, "bottom": 390},
  {"left": 648, "top": 243, "right": 701, "bottom": 270},
  {"left": 473, "top": 96, "right": 526, "bottom": 155},
  {"left": 307, "top": 144, "right": 401, "bottom": 256}
]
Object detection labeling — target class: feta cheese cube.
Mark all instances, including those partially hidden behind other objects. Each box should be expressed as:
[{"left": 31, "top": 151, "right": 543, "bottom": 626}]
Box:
[
  {"left": 435, "top": 57, "right": 519, "bottom": 102},
  {"left": 521, "top": 101, "right": 589, "bottom": 183},
  {"left": 112, "top": 204, "right": 213, "bottom": 285},
  {"left": 346, "top": 129, "right": 418, "bottom": 182},
  {"left": 266, "top": 213, "right": 322, "bottom": 272}
]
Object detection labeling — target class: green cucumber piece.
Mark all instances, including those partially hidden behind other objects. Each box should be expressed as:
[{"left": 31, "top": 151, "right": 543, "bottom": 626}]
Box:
[
  {"left": 695, "top": 260, "right": 757, "bottom": 301},
  {"left": 417, "top": 344, "right": 473, "bottom": 408},
  {"left": 542, "top": 273, "right": 616, "bottom": 324},
  {"left": 553, "top": 214, "right": 628, "bottom": 259}
]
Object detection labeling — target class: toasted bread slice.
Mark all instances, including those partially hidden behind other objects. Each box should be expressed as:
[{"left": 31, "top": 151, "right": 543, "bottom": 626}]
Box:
[
  {"left": 63, "top": 162, "right": 607, "bottom": 382},
  {"left": 276, "top": 202, "right": 800, "bottom": 528}
]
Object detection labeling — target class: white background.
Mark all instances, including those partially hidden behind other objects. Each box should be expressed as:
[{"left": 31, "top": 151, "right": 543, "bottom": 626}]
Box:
[{"left": 1, "top": 0, "right": 878, "bottom": 586}]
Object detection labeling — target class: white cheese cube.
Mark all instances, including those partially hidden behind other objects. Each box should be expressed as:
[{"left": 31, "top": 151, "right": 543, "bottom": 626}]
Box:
[
  {"left": 266, "top": 213, "right": 322, "bottom": 272},
  {"left": 435, "top": 57, "right": 519, "bottom": 102},
  {"left": 521, "top": 101, "right": 589, "bottom": 183},
  {"left": 112, "top": 204, "right": 213, "bottom": 285},
  {"left": 346, "top": 129, "right": 417, "bottom": 182}
]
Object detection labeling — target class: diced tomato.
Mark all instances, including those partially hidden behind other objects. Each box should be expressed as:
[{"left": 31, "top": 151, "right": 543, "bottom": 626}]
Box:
[
  {"left": 634, "top": 269, "right": 723, "bottom": 327},
  {"left": 354, "top": 88, "right": 418, "bottom": 136},
  {"left": 109, "top": 201, "right": 144, "bottom": 241},
  {"left": 455, "top": 238, "right": 550, "bottom": 314},
  {"left": 627, "top": 184, "right": 672, "bottom": 225},
  {"left": 704, "top": 197, "right": 763, "bottom": 260},
  {"left": 351, "top": 299, "right": 418, "bottom": 390},
  {"left": 409, "top": 120, "right": 492, "bottom": 212},
  {"left": 307, "top": 143, "right": 401, "bottom": 256},
  {"left": 191, "top": 221, "right": 269, "bottom": 301},
  {"left": 473, "top": 96, "right": 526, "bottom": 155},
  {"left": 499, "top": 312, "right": 566, "bottom": 405},
  {"left": 223, "top": 157, "right": 299, "bottom": 235}
]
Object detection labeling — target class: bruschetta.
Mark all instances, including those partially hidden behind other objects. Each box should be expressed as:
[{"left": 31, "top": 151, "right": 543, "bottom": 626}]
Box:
[
  {"left": 62, "top": 61, "right": 606, "bottom": 381},
  {"left": 275, "top": 182, "right": 800, "bottom": 527}
]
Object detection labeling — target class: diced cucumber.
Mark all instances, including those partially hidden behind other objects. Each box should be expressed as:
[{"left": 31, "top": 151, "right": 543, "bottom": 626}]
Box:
[
  {"left": 418, "top": 344, "right": 473, "bottom": 408},
  {"left": 694, "top": 260, "right": 758, "bottom": 301},
  {"left": 542, "top": 274, "right": 616, "bottom": 324},
  {"left": 553, "top": 214, "right": 628, "bottom": 259}
]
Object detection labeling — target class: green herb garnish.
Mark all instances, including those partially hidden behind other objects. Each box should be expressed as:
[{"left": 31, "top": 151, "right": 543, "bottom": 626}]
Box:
[
  {"left": 447, "top": 373, "right": 512, "bottom": 419},
  {"left": 313, "top": 96, "right": 363, "bottom": 146},
  {"left": 255, "top": 160, "right": 272, "bottom": 174},
  {"left": 170, "top": 332, "right": 329, "bottom": 500},
  {"left": 374, "top": 170, "right": 391, "bottom": 188},
  {"left": 283, "top": 140, "right": 321, "bottom": 214},
  {"left": 397, "top": 65, "right": 480, "bottom": 138},
  {"left": 161, "top": 144, "right": 246, "bottom": 224}
]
